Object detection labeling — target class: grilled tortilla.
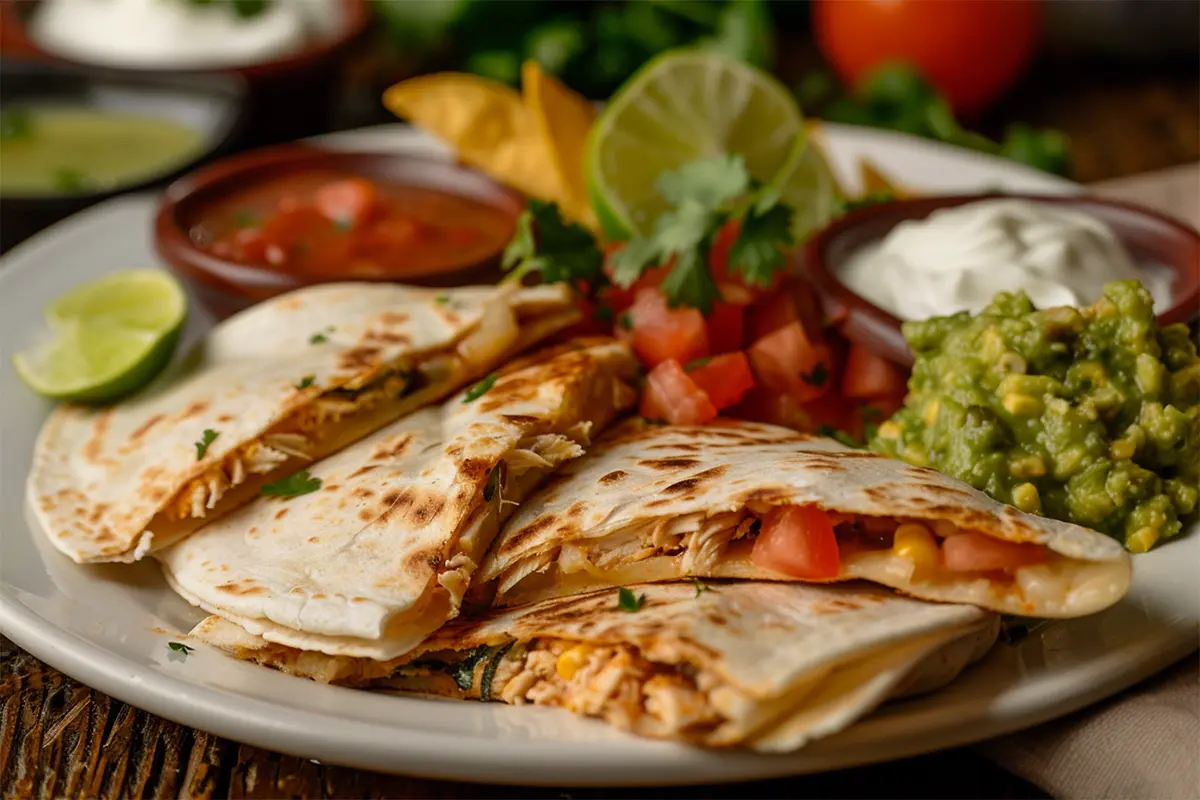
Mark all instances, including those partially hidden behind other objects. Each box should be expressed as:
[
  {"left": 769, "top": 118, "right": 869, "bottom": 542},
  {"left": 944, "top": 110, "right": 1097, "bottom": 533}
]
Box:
[
  {"left": 478, "top": 420, "right": 1133, "bottom": 617},
  {"left": 187, "top": 581, "right": 999, "bottom": 752},
  {"left": 159, "top": 339, "right": 638, "bottom": 660},
  {"left": 29, "top": 281, "right": 578, "bottom": 563}
]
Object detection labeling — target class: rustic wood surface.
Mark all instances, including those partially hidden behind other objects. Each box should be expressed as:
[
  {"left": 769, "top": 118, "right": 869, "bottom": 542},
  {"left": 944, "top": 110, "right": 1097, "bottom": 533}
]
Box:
[{"left": 2, "top": 43, "right": 1196, "bottom": 800}]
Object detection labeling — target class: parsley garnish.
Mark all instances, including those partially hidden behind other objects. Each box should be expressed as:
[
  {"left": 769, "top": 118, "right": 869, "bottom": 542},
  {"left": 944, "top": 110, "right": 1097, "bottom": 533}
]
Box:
[
  {"left": 463, "top": 373, "right": 497, "bottom": 403},
  {"left": 260, "top": 470, "right": 322, "bottom": 497},
  {"left": 309, "top": 333, "right": 328, "bottom": 345},
  {"left": 802, "top": 363, "right": 829, "bottom": 387},
  {"left": 167, "top": 641, "right": 193, "bottom": 656},
  {"left": 435, "top": 295, "right": 451, "bottom": 304},
  {"left": 295, "top": 375, "right": 315, "bottom": 390},
  {"left": 194, "top": 429, "right": 219, "bottom": 460},
  {"left": 690, "top": 577, "right": 714, "bottom": 597},
  {"left": 502, "top": 200, "right": 605, "bottom": 288},
  {"left": 616, "top": 587, "right": 646, "bottom": 612}
]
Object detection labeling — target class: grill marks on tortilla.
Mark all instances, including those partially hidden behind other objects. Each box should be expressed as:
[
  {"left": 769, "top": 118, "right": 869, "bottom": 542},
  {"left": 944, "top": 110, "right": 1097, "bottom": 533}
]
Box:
[
  {"left": 598, "top": 470, "right": 628, "bottom": 486},
  {"left": 128, "top": 413, "right": 166, "bottom": 445},
  {"left": 337, "top": 346, "right": 383, "bottom": 374},
  {"left": 638, "top": 457, "right": 701, "bottom": 471},
  {"left": 371, "top": 432, "right": 415, "bottom": 462},
  {"left": 82, "top": 410, "right": 114, "bottom": 464},
  {"left": 478, "top": 350, "right": 605, "bottom": 413}
]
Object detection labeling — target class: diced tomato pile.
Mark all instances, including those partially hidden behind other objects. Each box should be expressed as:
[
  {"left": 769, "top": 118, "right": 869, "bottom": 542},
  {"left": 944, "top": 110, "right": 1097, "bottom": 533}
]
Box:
[{"left": 582, "top": 221, "right": 910, "bottom": 437}]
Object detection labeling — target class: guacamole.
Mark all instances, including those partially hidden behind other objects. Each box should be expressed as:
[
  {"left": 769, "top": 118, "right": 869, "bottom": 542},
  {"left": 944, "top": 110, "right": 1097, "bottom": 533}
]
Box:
[{"left": 871, "top": 280, "right": 1199, "bottom": 553}]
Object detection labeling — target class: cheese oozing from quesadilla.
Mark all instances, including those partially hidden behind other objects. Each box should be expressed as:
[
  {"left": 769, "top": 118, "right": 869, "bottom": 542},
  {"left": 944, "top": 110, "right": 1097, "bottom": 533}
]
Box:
[
  {"left": 187, "top": 581, "right": 1000, "bottom": 752},
  {"left": 29, "top": 282, "right": 580, "bottom": 563},
  {"left": 478, "top": 421, "right": 1133, "bottom": 618}
]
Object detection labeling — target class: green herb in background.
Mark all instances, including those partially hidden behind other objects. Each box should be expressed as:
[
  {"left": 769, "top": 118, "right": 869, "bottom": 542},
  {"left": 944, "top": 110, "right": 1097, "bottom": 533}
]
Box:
[
  {"left": 463, "top": 373, "right": 498, "bottom": 403},
  {"left": 616, "top": 587, "right": 646, "bottom": 612},
  {"left": 53, "top": 168, "right": 92, "bottom": 193},
  {"left": 194, "top": 428, "right": 219, "bottom": 460},
  {"left": 502, "top": 200, "right": 606, "bottom": 288},
  {"left": 260, "top": 470, "right": 323, "bottom": 498},
  {"left": 798, "top": 62, "right": 1071, "bottom": 176},
  {"left": 0, "top": 109, "right": 34, "bottom": 142}
]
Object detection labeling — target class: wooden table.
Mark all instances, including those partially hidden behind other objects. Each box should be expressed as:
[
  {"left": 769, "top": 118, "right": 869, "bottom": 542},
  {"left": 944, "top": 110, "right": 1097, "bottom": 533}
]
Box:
[{"left": 3, "top": 52, "right": 1197, "bottom": 800}]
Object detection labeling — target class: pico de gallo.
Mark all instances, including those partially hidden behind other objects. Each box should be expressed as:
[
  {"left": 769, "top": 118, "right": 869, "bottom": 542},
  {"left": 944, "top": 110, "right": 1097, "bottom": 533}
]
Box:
[{"left": 502, "top": 155, "right": 909, "bottom": 442}]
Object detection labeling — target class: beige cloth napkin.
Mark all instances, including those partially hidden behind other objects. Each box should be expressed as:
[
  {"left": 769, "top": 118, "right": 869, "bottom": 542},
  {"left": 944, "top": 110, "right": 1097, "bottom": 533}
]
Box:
[{"left": 980, "top": 162, "right": 1200, "bottom": 800}]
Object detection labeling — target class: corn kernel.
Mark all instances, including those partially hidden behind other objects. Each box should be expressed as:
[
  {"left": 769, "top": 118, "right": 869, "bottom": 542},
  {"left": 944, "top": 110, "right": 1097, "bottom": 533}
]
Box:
[
  {"left": 923, "top": 400, "right": 940, "bottom": 426},
  {"left": 1003, "top": 393, "right": 1042, "bottom": 416},
  {"left": 556, "top": 645, "right": 589, "bottom": 680},
  {"left": 1111, "top": 439, "right": 1137, "bottom": 460},
  {"left": 997, "top": 352, "right": 1027, "bottom": 375},
  {"left": 1010, "top": 455, "right": 1046, "bottom": 478},
  {"left": 1013, "top": 482, "right": 1042, "bottom": 514},
  {"left": 877, "top": 421, "right": 902, "bottom": 439},
  {"left": 1127, "top": 527, "right": 1159, "bottom": 554},
  {"left": 893, "top": 523, "right": 940, "bottom": 577}
]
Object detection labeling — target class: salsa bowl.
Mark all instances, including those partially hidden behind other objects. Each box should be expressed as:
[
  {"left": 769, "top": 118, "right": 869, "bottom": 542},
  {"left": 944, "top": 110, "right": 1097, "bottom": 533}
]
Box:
[
  {"left": 801, "top": 193, "right": 1200, "bottom": 367},
  {"left": 154, "top": 144, "right": 524, "bottom": 319}
]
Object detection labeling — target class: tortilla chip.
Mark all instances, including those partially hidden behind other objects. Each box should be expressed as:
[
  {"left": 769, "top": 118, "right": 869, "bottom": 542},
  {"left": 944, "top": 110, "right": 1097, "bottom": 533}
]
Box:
[
  {"left": 859, "top": 157, "right": 909, "bottom": 198},
  {"left": 383, "top": 73, "right": 565, "bottom": 204},
  {"left": 522, "top": 60, "right": 598, "bottom": 229}
]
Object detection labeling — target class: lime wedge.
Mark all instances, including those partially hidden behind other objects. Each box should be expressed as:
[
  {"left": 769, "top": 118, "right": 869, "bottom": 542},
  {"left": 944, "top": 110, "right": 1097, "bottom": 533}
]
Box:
[
  {"left": 15, "top": 270, "right": 186, "bottom": 402},
  {"left": 772, "top": 137, "right": 841, "bottom": 242},
  {"left": 585, "top": 50, "right": 810, "bottom": 239}
]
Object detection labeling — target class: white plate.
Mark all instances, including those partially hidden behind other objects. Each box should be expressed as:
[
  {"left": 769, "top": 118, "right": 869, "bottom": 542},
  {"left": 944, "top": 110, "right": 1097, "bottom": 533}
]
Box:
[{"left": 0, "top": 124, "right": 1195, "bottom": 787}]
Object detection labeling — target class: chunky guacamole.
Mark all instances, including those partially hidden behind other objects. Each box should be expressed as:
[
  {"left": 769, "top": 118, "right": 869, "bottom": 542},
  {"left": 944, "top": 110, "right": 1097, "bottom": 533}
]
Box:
[{"left": 871, "top": 280, "right": 1199, "bottom": 552}]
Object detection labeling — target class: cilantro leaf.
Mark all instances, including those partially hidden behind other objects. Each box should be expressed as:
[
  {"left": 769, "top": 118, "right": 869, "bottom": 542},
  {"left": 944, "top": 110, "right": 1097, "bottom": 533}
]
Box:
[
  {"left": 463, "top": 373, "right": 498, "bottom": 403},
  {"left": 608, "top": 236, "right": 658, "bottom": 288},
  {"left": 435, "top": 295, "right": 451, "bottom": 304},
  {"left": 690, "top": 577, "right": 714, "bottom": 597},
  {"left": 309, "top": 332, "right": 328, "bottom": 345},
  {"left": 659, "top": 248, "right": 719, "bottom": 314},
  {"left": 260, "top": 470, "right": 322, "bottom": 498},
  {"left": 802, "top": 363, "right": 829, "bottom": 387},
  {"left": 684, "top": 356, "right": 711, "bottom": 372},
  {"left": 727, "top": 203, "right": 794, "bottom": 288},
  {"left": 194, "top": 429, "right": 219, "bottom": 460},
  {"left": 502, "top": 200, "right": 604, "bottom": 287},
  {"left": 652, "top": 200, "right": 716, "bottom": 254},
  {"left": 656, "top": 155, "right": 750, "bottom": 210},
  {"left": 167, "top": 641, "right": 193, "bottom": 656},
  {"left": 295, "top": 376, "right": 315, "bottom": 390},
  {"left": 616, "top": 587, "right": 646, "bottom": 612},
  {"left": 618, "top": 312, "right": 633, "bottom": 331}
]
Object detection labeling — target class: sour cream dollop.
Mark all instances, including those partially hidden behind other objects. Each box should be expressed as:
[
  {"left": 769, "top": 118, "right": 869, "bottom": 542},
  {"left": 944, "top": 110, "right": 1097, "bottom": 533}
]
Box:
[
  {"left": 838, "top": 199, "right": 1172, "bottom": 321},
  {"left": 30, "top": 0, "right": 337, "bottom": 70}
]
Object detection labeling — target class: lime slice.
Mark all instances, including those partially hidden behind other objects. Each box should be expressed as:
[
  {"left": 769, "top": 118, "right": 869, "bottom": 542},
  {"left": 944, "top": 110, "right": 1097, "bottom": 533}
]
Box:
[
  {"left": 772, "top": 137, "right": 841, "bottom": 242},
  {"left": 586, "top": 50, "right": 810, "bottom": 239},
  {"left": 15, "top": 270, "right": 186, "bottom": 402}
]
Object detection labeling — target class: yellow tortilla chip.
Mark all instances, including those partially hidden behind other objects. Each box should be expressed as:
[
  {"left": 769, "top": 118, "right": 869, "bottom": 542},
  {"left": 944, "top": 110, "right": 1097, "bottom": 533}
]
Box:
[
  {"left": 382, "top": 73, "right": 565, "bottom": 204},
  {"left": 522, "top": 60, "right": 598, "bottom": 229},
  {"left": 858, "top": 158, "right": 910, "bottom": 198}
]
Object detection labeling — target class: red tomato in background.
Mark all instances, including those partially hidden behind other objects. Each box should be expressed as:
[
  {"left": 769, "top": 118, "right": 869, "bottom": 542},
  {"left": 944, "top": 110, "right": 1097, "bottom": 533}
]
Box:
[
  {"left": 813, "top": 0, "right": 1041, "bottom": 117},
  {"left": 705, "top": 301, "right": 746, "bottom": 355},
  {"left": 842, "top": 344, "right": 909, "bottom": 399},
  {"left": 747, "top": 322, "right": 832, "bottom": 404},
  {"left": 688, "top": 352, "right": 756, "bottom": 410}
]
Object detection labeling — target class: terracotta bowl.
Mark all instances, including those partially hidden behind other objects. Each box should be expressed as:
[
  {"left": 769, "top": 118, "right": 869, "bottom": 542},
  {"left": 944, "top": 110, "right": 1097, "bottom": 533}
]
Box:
[
  {"left": 154, "top": 143, "right": 524, "bottom": 320},
  {"left": 801, "top": 193, "right": 1200, "bottom": 367}
]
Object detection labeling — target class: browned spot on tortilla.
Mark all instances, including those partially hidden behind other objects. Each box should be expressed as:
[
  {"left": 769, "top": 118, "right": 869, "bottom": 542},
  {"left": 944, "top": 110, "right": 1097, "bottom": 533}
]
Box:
[
  {"left": 566, "top": 501, "right": 587, "bottom": 519},
  {"left": 338, "top": 346, "right": 382, "bottom": 373},
  {"left": 307, "top": 536, "right": 320, "bottom": 543},
  {"left": 82, "top": 410, "right": 114, "bottom": 463},
  {"left": 364, "top": 328, "right": 411, "bottom": 345},
  {"left": 129, "top": 414, "right": 166, "bottom": 443},
  {"left": 496, "top": 514, "right": 558, "bottom": 555},
  {"left": 811, "top": 598, "right": 864, "bottom": 615},
  {"left": 645, "top": 498, "right": 671, "bottom": 508},
  {"left": 350, "top": 464, "right": 379, "bottom": 479},
  {"left": 662, "top": 477, "right": 702, "bottom": 495},
  {"left": 358, "top": 508, "right": 376, "bottom": 522},
  {"left": 311, "top": 593, "right": 326, "bottom": 599},
  {"left": 638, "top": 457, "right": 701, "bottom": 470},
  {"left": 180, "top": 401, "right": 210, "bottom": 420},
  {"left": 371, "top": 432, "right": 414, "bottom": 462},
  {"left": 248, "top": 527, "right": 258, "bottom": 536},
  {"left": 706, "top": 612, "right": 728, "bottom": 626},
  {"left": 275, "top": 507, "right": 289, "bottom": 520},
  {"left": 216, "top": 414, "right": 234, "bottom": 423},
  {"left": 598, "top": 470, "right": 627, "bottom": 486},
  {"left": 215, "top": 580, "right": 267, "bottom": 596},
  {"left": 501, "top": 414, "right": 539, "bottom": 425},
  {"left": 738, "top": 487, "right": 793, "bottom": 505},
  {"left": 378, "top": 311, "right": 409, "bottom": 326},
  {"left": 351, "top": 487, "right": 376, "bottom": 498},
  {"left": 86, "top": 503, "right": 110, "bottom": 524},
  {"left": 456, "top": 457, "right": 491, "bottom": 484},
  {"left": 692, "top": 465, "right": 729, "bottom": 481},
  {"left": 646, "top": 442, "right": 699, "bottom": 452},
  {"left": 323, "top": 483, "right": 341, "bottom": 493}
]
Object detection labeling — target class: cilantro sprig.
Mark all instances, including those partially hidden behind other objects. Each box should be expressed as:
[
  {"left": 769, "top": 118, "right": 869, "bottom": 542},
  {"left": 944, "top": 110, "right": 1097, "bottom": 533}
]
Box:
[
  {"left": 502, "top": 200, "right": 605, "bottom": 289},
  {"left": 616, "top": 587, "right": 646, "bottom": 612},
  {"left": 463, "top": 373, "right": 498, "bottom": 403},
  {"left": 194, "top": 429, "right": 219, "bottom": 460},
  {"left": 260, "top": 470, "right": 322, "bottom": 498},
  {"left": 609, "top": 155, "right": 797, "bottom": 313}
]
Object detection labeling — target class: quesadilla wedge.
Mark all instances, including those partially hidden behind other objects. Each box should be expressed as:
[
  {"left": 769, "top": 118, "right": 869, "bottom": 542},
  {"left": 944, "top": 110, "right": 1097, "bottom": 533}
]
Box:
[
  {"left": 186, "top": 582, "right": 999, "bottom": 752},
  {"left": 158, "top": 339, "right": 638, "bottom": 660},
  {"left": 29, "top": 281, "right": 579, "bottom": 564},
  {"left": 478, "top": 421, "right": 1132, "bottom": 617}
]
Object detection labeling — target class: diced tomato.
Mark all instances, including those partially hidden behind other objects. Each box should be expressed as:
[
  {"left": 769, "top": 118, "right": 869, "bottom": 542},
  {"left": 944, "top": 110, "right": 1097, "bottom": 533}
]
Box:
[
  {"left": 942, "top": 532, "right": 1047, "bottom": 573},
  {"left": 746, "top": 279, "right": 827, "bottom": 344},
  {"left": 627, "top": 288, "right": 710, "bottom": 368},
  {"left": 688, "top": 352, "right": 755, "bottom": 410},
  {"left": 314, "top": 178, "right": 378, "bottom": 228},
  {"left": 705, "top": 301, "right": 746, "bottom": 354},
  {"left": 640, "top": 359, "right": 718, "bottom": 425},
  {"left": 751, "top": 505, "right": 841, "bottom": 580},
  {"left": 842, "top": 344, "right": 909, "bottom": 399},
  {"left": 748, "top": 321, "right": 832, "bottom": 403},
  {"left": 801, "top": 390, "right": 861, "bottom": 436},
  {"left": 708, "top": 218, "right": 739, "bottom": 278}
]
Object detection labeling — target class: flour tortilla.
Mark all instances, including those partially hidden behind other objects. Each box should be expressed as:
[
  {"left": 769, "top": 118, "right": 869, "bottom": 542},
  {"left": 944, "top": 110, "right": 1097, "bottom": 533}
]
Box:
[
  {"left": 29, "top": 281, "right": 578, "bottom": 563},
  {"left": 159, "top": 339, "right": 638, "bottom": 660},
  {"left": 478, "top": 420, "right": 1132, "bottom": 617},
  {"left": 187, "top": 581, "right": 998, "bottom": 752}
]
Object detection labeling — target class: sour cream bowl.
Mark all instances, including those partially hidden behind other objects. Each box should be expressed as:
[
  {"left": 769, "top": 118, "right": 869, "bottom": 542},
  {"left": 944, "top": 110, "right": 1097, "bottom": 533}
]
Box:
[{"left": 802, "top": 193, "right": 1200, "bottom": 367}]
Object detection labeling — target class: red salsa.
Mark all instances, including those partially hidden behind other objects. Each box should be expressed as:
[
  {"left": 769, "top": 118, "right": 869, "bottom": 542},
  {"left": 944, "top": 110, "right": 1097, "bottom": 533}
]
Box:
[{"left": 191, "top": 170, "right": 516, "bottom": 278}]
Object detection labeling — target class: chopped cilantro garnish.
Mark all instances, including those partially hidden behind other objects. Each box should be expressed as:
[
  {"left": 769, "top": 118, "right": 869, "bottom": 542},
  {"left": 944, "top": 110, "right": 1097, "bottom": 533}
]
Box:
[
  {"left": 684, "top": 357, "right": 711, "bottom": 372},
  {"left": 167, "top": 641, "right": 193, "bottom": 656},
  {"left": 309, "top": 332, "right": 328, "bottom": 345},
  {"left": 260, "top": 470, "right": 322, "bottom": 498},
  {"left": 802, "top": 363, "right": 829, "bottom": 387},
  {"left": 463, "top": 373, "right": 498, "bottom": 403},
  {"left": 616, "top": 587, "right": 646, "bottom": 612},
  {"left": 690, "top": 577, "right": 714, "bottom": 597},
  {"left": 435, "top": 295, "right": 451, "bottom": 304},
  {"left": 194, "top": 429, "right": 219, "bottom": 460},
  {"left": 295, "top": 375, "right": 315, "bottom": 390},
  {"left": 502, "top": 200, "right": 605, "bottom": 288}
]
